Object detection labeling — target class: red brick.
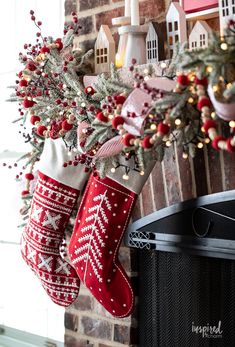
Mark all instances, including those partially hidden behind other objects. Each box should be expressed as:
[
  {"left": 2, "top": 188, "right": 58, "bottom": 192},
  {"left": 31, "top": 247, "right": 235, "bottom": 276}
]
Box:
[
  {"left": 96, "top": 8, "right": 124, "bottom": 31},
  {"left": 114, "top": 325, "right": 138, "bottom": 345},
  {"left": 141, "top": 176, "right": 154, "bottom": 216},
  {"left": 72, "top": 295, "right": 94, "bottom": 311},
  {"left": 118, "top": 246, "right": 131, "bottom": 272},
  {"left": 65, "top": 0, "right": 77, "bottom": 16},
  {"left": 151, "top": 162, "right": 167, "bottom": 210},
  {"left": 65, "top": 335, "right": 94, "bottom": 347},
  {"left": 193, "top": 149, "right": 209, "bottom": 197},
  {"left": 206, "top": 145, "right": 223, "bottom": 194},
  {"left": 80, "top": 0, "right": 109, "bottom": 12},
  {"left": 131, "top": 197, "right": 142, "bottom": 221},
  {"left": 162, "top": 145, "right": 182, "bottom": 205},
  {"left": 78, "top": 16, "right": 94, "bottom": 35},
  {"left": 139, "top": 0, "right": 165, "bottom": 19},
  {"left": 177, "top": 147, "right": 195, "bottom": 200},
  {"left": 64, "top": 312, "right": 78, "bottom": 332},
  {"left": 80, "top": 316, "right": 112, "bottom": 339}
]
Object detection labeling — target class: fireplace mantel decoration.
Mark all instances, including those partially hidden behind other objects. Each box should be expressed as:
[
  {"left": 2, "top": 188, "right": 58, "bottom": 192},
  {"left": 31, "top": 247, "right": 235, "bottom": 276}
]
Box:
[{"left": 5, "top": 7, "right": 235, "bottom": 317}]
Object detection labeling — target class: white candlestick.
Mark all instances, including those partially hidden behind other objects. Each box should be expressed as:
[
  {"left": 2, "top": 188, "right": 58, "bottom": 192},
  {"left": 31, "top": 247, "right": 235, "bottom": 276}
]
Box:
[
  {"left": 125, "top": 0, "right": 131, "bottom": 17},
  {"left": 131, "top": 0, "right": 140, "bottom": 26}
]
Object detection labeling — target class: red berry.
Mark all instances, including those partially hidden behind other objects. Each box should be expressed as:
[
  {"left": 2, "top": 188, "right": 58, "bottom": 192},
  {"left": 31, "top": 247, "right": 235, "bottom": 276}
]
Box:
[
  {"left": 55, "top": 38, "right": 63, "bottom": 50},
  {"left": 123, "top": 133, "right": 136, "bottom": 147},
  {"left": 96, "top": 112, "right": 109, "bottom": 123},
  {"left": 19, "top": 79, "right": 28, "bottom": 87},
  {"left": 56, "top": 99, "right": 61, "bottom": 104},
  {"left": 132, "top": 58, "right": 137, "bottom": 65},
  {"left": 197, "top": 97, "right": 211, "bottom": 111},
  {"left": 23, "top": 99, "right": 35, "bottom": 108},
  {"left": 37, "top": 125, "right": 47, "bottom": 137},
  {"left": 112, "top": 116, "right": 125, "bottom": 129},
  {"left": 203, "top": 119, "right": 217, "bottom": 134},
  {"left": 21, "top": 190, "right": 30, "bottom": 196},
  {"left": 37, "top": 21, "right": 42, "bottom": 26},
  {"left": 157, "top": 122, "right": 170, "bottom": 135},
  {"left": 195, "top": 77, "right": 208, "bottom": 86},
  {"left": 25, "top": 173, "right": 34, "bottom": 180},
  {"left": 30, "top": 10, "right": 34, "bottom": 15},
  {"left": 62, "top": 120, "right": 73, "bottom": 131},
  {"left": 27, "top": 61, "right": 37, "bottom": 71},
  {"left": 36, "top": 32, "right": 41, "bottom": 37},
  {"left": 227, "top": 138, "right": 235, "bottom": 152},
  {"left": 63, "top": 163, "right": 68, "bottom": 168},
  {"left": 212, "top": 136, "right": 226, "bottom": 151},
  {"left": 142, "top": 136, "right": 153, "bottom": 149},
  {"left": 40, "top": 46, "right": 50, "bottom": 54},
  {"left": 85, "top": 86, "right": 95, "bottom": 95},
  {"left": 30, "top": 115, "right": 41, "bottom": 125},
  {"left": 177, "top": 74, "right": 190, "bottom": 86},
  {"left": 31, "top": 16, "right": 36, "bottom": 21},
  {"left": 114, "top": 95, "right": 126, "bottom": 105}
]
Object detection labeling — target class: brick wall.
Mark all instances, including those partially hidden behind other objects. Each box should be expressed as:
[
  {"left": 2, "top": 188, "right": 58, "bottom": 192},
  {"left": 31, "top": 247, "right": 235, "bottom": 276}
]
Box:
[
  {"left": 64, "top": 1, "right": 227, "bottom": 347},
  {"left": 65, "top": 0, "right": 172, "bottom": 51}
]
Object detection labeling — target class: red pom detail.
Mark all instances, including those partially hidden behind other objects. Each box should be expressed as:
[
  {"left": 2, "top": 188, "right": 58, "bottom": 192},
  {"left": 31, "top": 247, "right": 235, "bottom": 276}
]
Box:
[
  {"left": 96, "top": 112, "right": 109, "bottom": 123},
  {"left": 212, "top": 136, "right": 226, "bottom": 151},
  {"left": 40, "top": 46, "right": 50, "bottom": 54},
  {"left": 21, "top": 190, "right": 29, "bottom": 196},
  {"left": 177, "top": 75, "right": 190, "bottom": 86},
  {"left": 142, "top": 136, "right": 153, "bottom": 149},
  {"left": 19, "top": 79, "right": 28, "bottom": 87},
  {"left": 203, "top": 119, "right": 217, "bottom": 134},
  {"left": 84, "top": 86, "right": 95, "bottom": 95},
  {"left": 62, "top": 120, "right": 73, "bottom": 131},
  {"left": 123, "top": 133, "right": 136, "bottom": 147},
  {"left": 27, "top": 61, "right": 37, "bottom": 71},
  {"left": 157, "top": 122, "right": 170, "bottom": 135},
  {"left": 197, "top": 97, "right": 211, "bottom": 111},
  {"left": 112, "top": 116, "right": 125, "bottom": 129},
  {"left": 30, "top": 115, "right": 40, "bottom": 125},
  {"left": 227, "top": 138, "right": 235, "bottom": 152},
  {"left": 25, "top": 173, "right": 34, "bottom": 180},
  {"left": 37, "top": 125, "right": 47, "bottom": 137},
  {"left": 55, "top": 38, "right": 63, "bottom": 50},
  {"left": 23, "top": 99, "right": 35, "bottom": 108},
  {"left": 114, "top": 95, "right": 126, "bottom": 105},
  {"left": 195, "top": 76, "right": 208, "bottom": 86}
]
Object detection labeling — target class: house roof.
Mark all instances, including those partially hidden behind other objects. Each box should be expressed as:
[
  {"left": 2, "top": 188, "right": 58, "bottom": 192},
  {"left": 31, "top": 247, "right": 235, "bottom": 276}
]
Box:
[
  {"left": 97, "top": 25, "right": 115, "bottom": 44},
  {"left": 190, "top": 20, "right": 212, "bottom": 34},
  {"left": 166, "top": 1, "right": 186, "bottom": 17}
]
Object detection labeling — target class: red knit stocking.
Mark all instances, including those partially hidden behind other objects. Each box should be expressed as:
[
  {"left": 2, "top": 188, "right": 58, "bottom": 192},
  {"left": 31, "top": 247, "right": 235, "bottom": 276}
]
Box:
[
  {"left": 20, "top": 138, "right": 90, "bottom": 307},
  {"left": 68, "top": 173, "right": 137, "bottom": 317}
]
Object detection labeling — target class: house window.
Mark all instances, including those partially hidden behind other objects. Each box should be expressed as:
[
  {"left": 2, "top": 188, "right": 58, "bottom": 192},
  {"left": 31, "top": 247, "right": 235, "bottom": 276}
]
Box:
[
  {"left": 232, "top": 0, "right": 235, "bottom": 13},
  {"left": 147, "top": 40, "right": 157, "bottom": 61},
  {"left": 200, "top": 34, "right": 206, "bottom": 47},
  {"left": 174, "top": 21, "right": 178, "bottom": 31},
  {"left": 191, "top": 41, "right": 197, "bottom": 49},
  {"left": 169, "top": 36, "right": 173, "bottom": 45},
  {"left": 96, "top": 47, "right": 108, "bottom": 65},
  {"left": 222, "top": 0, "right": 229, "bottom": 16},
  {"left": 175, "top": 34, "right": 179, "bottom": 43},
  {"left": 168, "top": 22, "right": 173, "bottom": 32}
]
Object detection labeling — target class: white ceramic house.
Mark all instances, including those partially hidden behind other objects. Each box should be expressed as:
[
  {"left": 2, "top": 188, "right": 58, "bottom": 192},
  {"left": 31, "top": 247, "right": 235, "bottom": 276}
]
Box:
[
  {"left": 189, "top": 20, "right": 212, "bottom": 50},
  {"left": 219, "top": 0, "right": 235, "bottom": 35},
  {"left": 166, "top": 2, "right": 187, "bottom": 58},
  {"left": 146, "top": 22, "right": 166, "bottom": 63},
  {"left": 95, "top": 25, "right": 115, "bottom": 74}
]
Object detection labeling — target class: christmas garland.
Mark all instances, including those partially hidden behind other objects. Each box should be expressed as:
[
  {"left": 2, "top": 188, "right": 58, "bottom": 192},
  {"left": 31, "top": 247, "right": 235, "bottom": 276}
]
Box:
[{"left": 6, "top": 12, "right": 235, "bottom": 225}]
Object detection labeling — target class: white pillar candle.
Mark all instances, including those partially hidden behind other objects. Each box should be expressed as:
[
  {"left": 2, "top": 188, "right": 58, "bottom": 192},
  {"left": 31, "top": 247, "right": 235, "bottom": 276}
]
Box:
[
  {"left": 131, "top": 0, "right": 140, "bottom": 26},
  {"left": 125, "top": 0, "right": 131, "bottom": 17}
]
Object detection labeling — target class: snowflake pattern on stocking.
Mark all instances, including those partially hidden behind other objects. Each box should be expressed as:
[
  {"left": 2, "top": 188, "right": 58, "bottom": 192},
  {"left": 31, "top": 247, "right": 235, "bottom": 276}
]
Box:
[{"left": 21, "top": 172, "right": 81, "bottom": 307}]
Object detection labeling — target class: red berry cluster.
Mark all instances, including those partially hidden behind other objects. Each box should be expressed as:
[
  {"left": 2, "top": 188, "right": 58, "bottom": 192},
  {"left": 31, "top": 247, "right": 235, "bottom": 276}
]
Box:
[{"left": 63, "top": 153, "right": 91, "bottom": 173}]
